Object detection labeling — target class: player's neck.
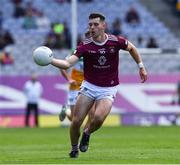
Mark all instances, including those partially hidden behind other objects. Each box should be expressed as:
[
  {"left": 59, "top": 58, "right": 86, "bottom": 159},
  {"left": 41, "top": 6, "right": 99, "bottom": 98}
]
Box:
[{"left": 92, "top": 33, "right": 107, "bottom": 43}]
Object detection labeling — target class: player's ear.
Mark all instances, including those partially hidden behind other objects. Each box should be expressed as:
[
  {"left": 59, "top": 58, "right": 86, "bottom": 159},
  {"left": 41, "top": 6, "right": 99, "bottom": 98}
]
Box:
[
  {"left": 102, "top": 21, "right": 106, "bottom": 30},
  {"left": 104, "top": 22, "right": 108, "bottom": 29}
]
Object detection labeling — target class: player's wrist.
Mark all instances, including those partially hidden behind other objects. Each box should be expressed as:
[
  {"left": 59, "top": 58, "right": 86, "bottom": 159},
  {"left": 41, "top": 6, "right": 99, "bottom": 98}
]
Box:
[
  {"left": 50, "top": 58, "right": 55, "bottom": 64},
  {"left": 138, "top": 62, "right": 144, "bottom": 69}
]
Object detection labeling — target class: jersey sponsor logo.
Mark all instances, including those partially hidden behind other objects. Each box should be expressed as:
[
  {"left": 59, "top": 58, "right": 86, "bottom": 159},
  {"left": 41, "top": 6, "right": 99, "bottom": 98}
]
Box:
[
  {"left": 98, "top": 56, "right": 107, "bottom": 65},
  {"left": 100, "top": 50, "right": 106, "bottom": 54},
  {"left": 109, "top": 47, "right": 115, "bottom": 53},
  {"left": 93, "top": 65, "right": 110, "bottom": 69},
  {"left": 88, "top": 50, "right": 97, "bottom": 54},
  {"left": 98, "top": 48, "right": 106, "bottom": 54}
]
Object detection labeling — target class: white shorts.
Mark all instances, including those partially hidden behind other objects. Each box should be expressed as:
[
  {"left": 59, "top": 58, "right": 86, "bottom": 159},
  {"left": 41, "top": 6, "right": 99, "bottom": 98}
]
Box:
[
  {"left": 80, "top": 80, "right": 118, "bottom": 102},
  {"left": 67, "top": 90, "right": 79, "bottom": 106}
]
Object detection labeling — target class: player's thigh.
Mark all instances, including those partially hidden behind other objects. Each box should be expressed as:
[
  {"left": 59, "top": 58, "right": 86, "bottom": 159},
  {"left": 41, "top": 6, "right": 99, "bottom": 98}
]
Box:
[
  {"left": 94, "top": 98, "right": 113, "bottom": 121},
  {"left": 73, "top": 94, "right": 94, "bottom": 122},
  {"left": 87, "top": 103, "right": 96, "bottom": 119},
  {"left": 68, "top": 90, "right": 79, "bottom": 106},
  {"left": 70, "top": 105, "right": 75, "bottom": 117}
]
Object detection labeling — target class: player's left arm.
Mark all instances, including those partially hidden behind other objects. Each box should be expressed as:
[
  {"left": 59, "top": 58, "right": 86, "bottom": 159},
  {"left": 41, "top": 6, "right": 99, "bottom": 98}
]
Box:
[{"left": 125, "top": 41, "right": 148, "bottom": 83}]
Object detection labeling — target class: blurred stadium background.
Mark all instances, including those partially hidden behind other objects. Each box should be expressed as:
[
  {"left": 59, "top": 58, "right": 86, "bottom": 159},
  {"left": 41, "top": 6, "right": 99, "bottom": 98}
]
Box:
[{"left": 0, "top": 0, "right": 180, "bottom": 128}]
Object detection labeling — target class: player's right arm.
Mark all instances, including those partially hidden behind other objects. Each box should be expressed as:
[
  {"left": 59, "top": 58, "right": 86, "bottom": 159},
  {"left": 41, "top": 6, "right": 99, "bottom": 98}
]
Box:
[
  {"left": 51, "top": 41, "right": 84, "bottom": 69},
  {"left": 51, "top": 54, "right": 79, "bottom": 69}
]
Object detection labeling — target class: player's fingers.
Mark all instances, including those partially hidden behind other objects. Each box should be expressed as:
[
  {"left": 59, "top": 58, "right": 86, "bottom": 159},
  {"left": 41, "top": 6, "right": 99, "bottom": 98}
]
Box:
[
  {"left": 141, "top": 74, "right": 147, "bottom": 83},
  {"left": 139, "top": 68, "right": 147, "bottom": 83}
]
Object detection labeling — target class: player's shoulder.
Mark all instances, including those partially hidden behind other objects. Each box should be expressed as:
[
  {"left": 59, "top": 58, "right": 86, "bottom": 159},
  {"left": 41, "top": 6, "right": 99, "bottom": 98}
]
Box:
[
  {"left": 107, "top": 34, "right": 119, "bottom": 42},
  {"left": 108, "top": 34, "right": 127, "bottom": 42},
  {"left": 82, "top": 38, "right": 93, "bottom": 45}
]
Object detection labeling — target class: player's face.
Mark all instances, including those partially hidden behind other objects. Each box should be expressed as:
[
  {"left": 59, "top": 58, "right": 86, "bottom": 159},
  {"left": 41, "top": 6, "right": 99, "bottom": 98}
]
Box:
[{"left": 88, "top": 18, "right": 105, "bottom": 38}]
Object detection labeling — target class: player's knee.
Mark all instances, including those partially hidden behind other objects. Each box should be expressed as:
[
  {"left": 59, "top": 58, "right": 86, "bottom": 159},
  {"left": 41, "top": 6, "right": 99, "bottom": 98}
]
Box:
[
  {"left": 72, "top": 117, "right": 83, "bottom": 127},
  {"left": 93, "top": 114, "right": 104, "bottom": 125}
]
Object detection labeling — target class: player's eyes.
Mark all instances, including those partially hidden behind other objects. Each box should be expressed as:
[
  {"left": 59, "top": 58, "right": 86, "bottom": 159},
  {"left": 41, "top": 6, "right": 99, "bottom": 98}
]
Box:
[{"left": 88, "top": 23, "right": 99, "bottom": 27}]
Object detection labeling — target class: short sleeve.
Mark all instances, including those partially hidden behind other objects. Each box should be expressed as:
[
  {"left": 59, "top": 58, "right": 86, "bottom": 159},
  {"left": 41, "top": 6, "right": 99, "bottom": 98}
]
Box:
[
  {"left": 72, "top": 42, "right": 85, "bottom": 58},
  {"left": 117, "top": 36, "right": 128, "bottom": 50}
]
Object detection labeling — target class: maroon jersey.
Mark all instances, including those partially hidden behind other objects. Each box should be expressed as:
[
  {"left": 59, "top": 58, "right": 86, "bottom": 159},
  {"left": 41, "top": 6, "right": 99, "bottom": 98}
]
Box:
[{"left": 74, "top": 34, "right": 128, "bottom": 87}]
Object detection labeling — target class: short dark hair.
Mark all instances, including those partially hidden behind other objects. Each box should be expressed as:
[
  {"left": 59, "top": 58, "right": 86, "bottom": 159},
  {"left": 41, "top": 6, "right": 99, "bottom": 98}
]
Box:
[{"left": 88, "top": 12, "right": 105, "bottom": 21}]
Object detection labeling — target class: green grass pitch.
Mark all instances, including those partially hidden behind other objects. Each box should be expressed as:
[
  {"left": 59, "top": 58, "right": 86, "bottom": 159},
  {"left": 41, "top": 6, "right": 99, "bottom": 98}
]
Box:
[{"left": 0, "top": 126, "right": 180, "bottom": 164}]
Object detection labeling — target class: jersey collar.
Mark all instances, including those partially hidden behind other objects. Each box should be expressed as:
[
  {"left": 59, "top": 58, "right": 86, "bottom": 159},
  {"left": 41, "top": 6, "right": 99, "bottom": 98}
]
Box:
[{"left": 91, "top": 33, "right": 108, "bottom": 46}]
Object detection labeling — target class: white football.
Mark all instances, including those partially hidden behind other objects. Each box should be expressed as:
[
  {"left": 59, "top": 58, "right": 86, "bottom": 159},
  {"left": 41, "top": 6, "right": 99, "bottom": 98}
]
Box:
[{"left": 33, "top": 46, "right": 53, "bottom": 66}]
